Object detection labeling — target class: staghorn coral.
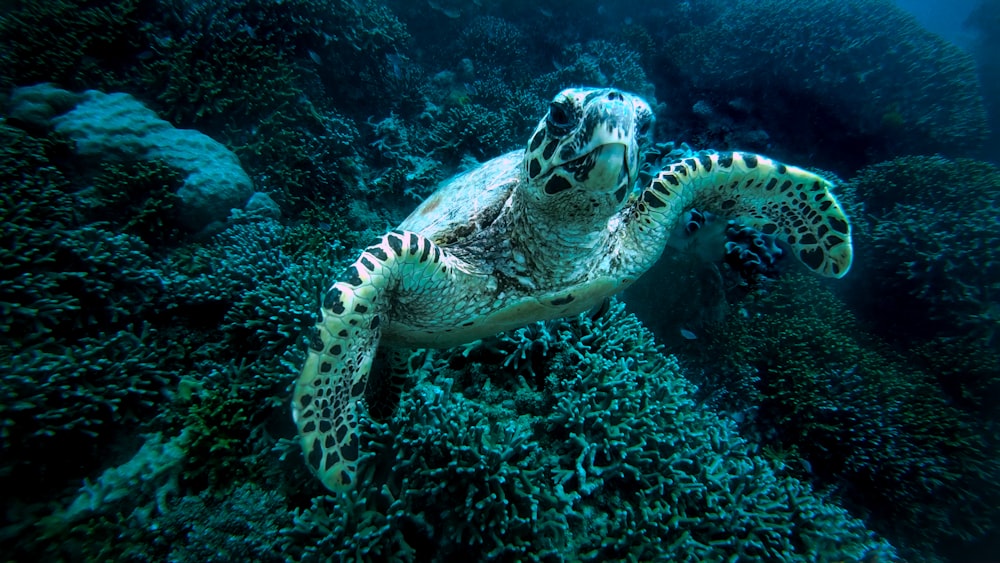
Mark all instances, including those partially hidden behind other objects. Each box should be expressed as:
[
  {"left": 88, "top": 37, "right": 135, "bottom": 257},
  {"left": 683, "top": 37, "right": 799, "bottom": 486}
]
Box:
[
  {"left": 87, "top": 160, "right": 185, "bottom": 247},
  {"left": 0, "top": 126, "right": 342, "bottom": 556},
  {"left": 0, "top": 124, "right": 169, "bottom": 343},
  {"left": 138, "top": 32, "right": 301, "bottom": 130},
  {"left": 168, "top": 219, "right": 348, "bottom": 360},
  {"left": 231, "top": 106, "right": 362, "bottom": 215},
  {"left": 284, "top": 377, "right": 565, "bottom": 561},
  {"left": 0, "top": 329, "right": 175, "bottom": 496},
  {"left": 427, "top": 102, "right": 522, "bottom": 163},
  {"left": 0, "top": 124, "right": 188, "bottom": 521}
]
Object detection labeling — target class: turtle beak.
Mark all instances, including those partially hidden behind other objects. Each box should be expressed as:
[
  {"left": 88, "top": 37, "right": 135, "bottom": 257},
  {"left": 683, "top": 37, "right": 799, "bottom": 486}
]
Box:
[{"left": 587, "top": 143, "right": 628, "bottom": 189}]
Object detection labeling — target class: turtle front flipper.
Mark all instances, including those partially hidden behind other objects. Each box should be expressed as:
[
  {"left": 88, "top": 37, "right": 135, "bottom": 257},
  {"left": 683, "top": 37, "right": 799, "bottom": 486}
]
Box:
[
  {"left": 293, "top": 230, "right": 459, "bottom": 491},
  {"left": 630, "top": 151, "right": 852, "bottom": 278}
]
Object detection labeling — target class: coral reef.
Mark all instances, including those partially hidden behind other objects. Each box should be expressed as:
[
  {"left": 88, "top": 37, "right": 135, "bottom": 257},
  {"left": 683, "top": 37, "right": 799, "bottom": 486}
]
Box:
[
  {"left": 138, "top": 0, "right": 409, "bottom": 126},
  {"left": 88, "top": 160, "right": 185, "bottom": 246},
  {"left": 0, "top": 123, "right": 181, "bottom": 509},
  {"left": 460, "top": 16, "right": 530, "bottom": 74},
  {"left": 723, "top": 222, "right": 785, "bottom": 285},
  {"left": 535, "top": 40, "right": 656, "bottom": 104},
  {"left": 839, "top": 154, "right": 1000, "bottom": 450},
  {"left": 0, "top": 0, "right": 148, "bottom": 90},
  {"left": 843, "top": 155, "right": 1000, "bottom": 346},
  {"left": 8, "top": 85, "right": 254, "bottom": 232},
  {"left": 661, "top": 0, "right": 988, "bottom": 164},
  {"left": 695, "top": 273, "right": 1000, "bottom": 556},
  {"left": 286, "top": 303, "right": 895, "bottom": 561},
  {"left": 965, "top": 0, "right": 1000, "bottom": 154}
]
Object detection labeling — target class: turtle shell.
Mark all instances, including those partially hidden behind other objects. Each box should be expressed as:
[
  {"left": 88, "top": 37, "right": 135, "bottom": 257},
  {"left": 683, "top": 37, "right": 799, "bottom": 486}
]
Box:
[{"left": 397, "top": 151, "right": 523, "bottom": 246}]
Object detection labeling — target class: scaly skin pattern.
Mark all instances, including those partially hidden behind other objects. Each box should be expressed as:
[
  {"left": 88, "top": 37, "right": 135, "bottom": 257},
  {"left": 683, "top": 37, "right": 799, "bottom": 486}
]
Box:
[
  {"left": 623, "top": 151, "right": 852, "bottom": 280},
  {"left": 293, "top": 230, "right": 489, "bottom": 490},
  {"left": 294, "top": 88, "right": 853, "bottom": 491}
]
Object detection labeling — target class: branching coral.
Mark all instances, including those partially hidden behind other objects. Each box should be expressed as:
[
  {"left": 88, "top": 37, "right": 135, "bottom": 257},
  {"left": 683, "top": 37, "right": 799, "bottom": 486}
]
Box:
[
  {"left": 0, "top": 328, "right": 174, "bottom": 494},
  {"left": 283, "top": 376, "right": 567, "bottom": 561},
  {"left": 287, "top": 302, "right": 895, "bottom": 561},
  {"left": 428, "top": 102, "right": 522, "bottom": 163},
  {"left": 0, "top": 125, "right": 191, "bottom": 515},
  {"left": 141, "top": 0, "right": 409, "bottom": 126},
  {"left": 230, "top": 106, "right": 362, "bottom": 214},
  {"left": 0, "top": 124, "right": 169, "bottom": 342},
  {"left": 87, "top": 160, "right": 185, "bottom": 247},
  {"left": 140, "top": 33, "right": 300, "bottom": 129},
  {"left": 0, "top": 124, "right": 342, "bottom": 556}
]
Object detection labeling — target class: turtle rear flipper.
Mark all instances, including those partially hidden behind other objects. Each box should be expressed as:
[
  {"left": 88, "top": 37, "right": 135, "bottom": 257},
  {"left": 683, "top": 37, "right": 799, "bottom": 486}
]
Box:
[{"left": 633, "top": 151, "right": 852, "bottom": 278}]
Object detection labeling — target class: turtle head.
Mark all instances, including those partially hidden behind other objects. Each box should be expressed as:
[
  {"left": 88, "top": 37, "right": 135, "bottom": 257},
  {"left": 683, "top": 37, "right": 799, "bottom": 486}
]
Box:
[{"left": 522, "top": 87, "right": 653, "bottom": 221}]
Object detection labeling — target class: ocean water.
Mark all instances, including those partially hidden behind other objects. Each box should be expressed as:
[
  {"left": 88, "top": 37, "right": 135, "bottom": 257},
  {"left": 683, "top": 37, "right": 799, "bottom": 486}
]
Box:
[{"left": 0, "top": 0, "right": 997, "bottom": 561}]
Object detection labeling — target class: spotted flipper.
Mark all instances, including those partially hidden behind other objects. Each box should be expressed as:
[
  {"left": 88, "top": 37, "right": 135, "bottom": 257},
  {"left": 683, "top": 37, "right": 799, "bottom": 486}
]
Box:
[
  {"left": 293, "top": 230, "right": 459, "bottom": 491},
  {"left": 632, "top": 151, "right": 852, "bottom": 278}
]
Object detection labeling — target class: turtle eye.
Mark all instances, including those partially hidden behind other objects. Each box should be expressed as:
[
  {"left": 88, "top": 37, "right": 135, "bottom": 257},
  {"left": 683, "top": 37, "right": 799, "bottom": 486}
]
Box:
[{"left": 547, "top": 102, "right": 573, "bottom": 129}]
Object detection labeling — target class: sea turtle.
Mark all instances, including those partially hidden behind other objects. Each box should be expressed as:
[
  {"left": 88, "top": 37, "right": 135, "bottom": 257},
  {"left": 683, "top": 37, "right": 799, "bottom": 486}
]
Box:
[{"left": 294, "top": 87, "right": 853, "bottom": 491}]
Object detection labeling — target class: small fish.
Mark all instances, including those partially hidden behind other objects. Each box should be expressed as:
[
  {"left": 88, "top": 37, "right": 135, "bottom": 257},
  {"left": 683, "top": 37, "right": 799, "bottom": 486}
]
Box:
[
  {"left": 679, "top": 328, "right": 698, "bottom": 340},
  {"left": 386, "top": 54, "right": 403, "bottom": 78},
  {"left": 428, "top": 0, "right": 461, "bottom": 18},
  {"left": 308, "top": 50, "right": 322, "bottom": 65}
]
